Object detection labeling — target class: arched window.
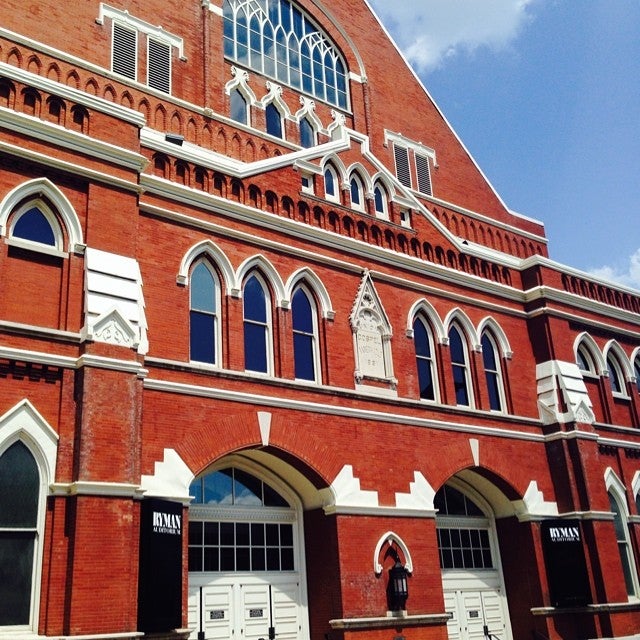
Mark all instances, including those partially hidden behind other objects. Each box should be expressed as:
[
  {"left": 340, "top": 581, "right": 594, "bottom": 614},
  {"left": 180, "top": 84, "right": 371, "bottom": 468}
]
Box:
[
  {"left": 413, "top": 316, "right": 436, "bottom": 401},
  {"left": 449, "top": 325, "right": 471, "bottom": 406},
  {"left": 11, "top": 205, "right": 58, "bottom": 248},
  {"left": 299, "top": 117, "right": 315, "bottom": 148},
  {"left": 265, "top": 103, "right": 283, "bottom": 139},
  {"left": 0, "top": 441, "right": 40, "bottom": 626},
  {"left": 292, "top": 286, "right": 318, "bottom": 382},
  {"left": 373, "top": 184, "right": 388, "bottom": 218},
  {"left": 243, "top": 274, "right": 271, "bottom": 374},
  {"left": 324, "top": 166, "right": 339, "bottom": 202},
  {"left": 481, "top": 333, "right": 504, "bottom": 411},
  {"left": 608, "top": 490, "right": 638, "bottom": 597},
  {"left": 190, "top": 261, "right": 220, "bottom": 365},
  {"left": 577, "top": 343, "right": 597, "bottom": 375},
  {"left": 634, "top": 356, "right": 640, "bottom": 394},
  {"left": 223, "top": 0, "right": 349, "bottom": 109},
  {"left": 230, "top": 88, "right": 248, "bottom": 125},
  {"left": 607, "top": 354, "right": 625, "bottom": 395},
  {"left": 434, "top": 484, "right": 493, "bottom": 570},
  {"left": 349, "top": 174, "right": 364, "bottom": 211}
]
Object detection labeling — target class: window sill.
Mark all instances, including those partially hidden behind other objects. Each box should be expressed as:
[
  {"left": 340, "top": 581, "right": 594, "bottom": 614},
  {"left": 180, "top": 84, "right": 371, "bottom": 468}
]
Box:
[{"left": 5, "top": 237, "right": 67, "bottom": 258}]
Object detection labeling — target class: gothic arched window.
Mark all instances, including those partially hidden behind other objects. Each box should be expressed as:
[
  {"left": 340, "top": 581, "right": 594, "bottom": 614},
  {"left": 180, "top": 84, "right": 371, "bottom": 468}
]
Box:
[
  {"left": 243, "top": 274, "right": 272, "bottom": 374},
  {"left": 449, "top": 325, "right": 471, "bottom": 407},
  {"left": 413, "top": 316, "right": 436, "bottom": 401},
  {"left": 481, "top": 332, "right": 504, "bottom": 411},
  {"left": 223, "top": 0, "right": 348, "bottom": 109},
  {"left": 292, "top": 286, "right": 319, "bottom": 382},
  {"left": 190, "top": 261, "right": 220, "bottom": 365}
]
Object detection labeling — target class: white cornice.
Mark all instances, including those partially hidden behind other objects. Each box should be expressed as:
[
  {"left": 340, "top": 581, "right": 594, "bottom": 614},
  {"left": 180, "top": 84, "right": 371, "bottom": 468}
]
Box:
[
  {"left": 0, "top": 140, "right": 142, "bottom": 194},
  {"left": 0, "top": 107, "right": 147, "bottom": 171},
  {"left": 0, "top": 60, "right": 145, "bottom": 126},
  {"left": 50, "top": 481, "right": 145, "bottom": 498}
]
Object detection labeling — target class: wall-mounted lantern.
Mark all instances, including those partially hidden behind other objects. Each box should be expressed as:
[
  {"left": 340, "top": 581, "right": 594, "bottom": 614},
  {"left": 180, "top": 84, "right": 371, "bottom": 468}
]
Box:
[{"left": 388, "top": 559, "right": 409, "bottom": 611}]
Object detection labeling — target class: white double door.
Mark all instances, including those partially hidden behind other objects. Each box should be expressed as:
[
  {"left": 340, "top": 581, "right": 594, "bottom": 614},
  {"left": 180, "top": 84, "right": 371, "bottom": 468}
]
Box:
[
  {"left": 188, "top": 574, "right": 303, "bottom": 640},
  {"left": 443, "top": 573, "right": 511, "bottom": 640}
]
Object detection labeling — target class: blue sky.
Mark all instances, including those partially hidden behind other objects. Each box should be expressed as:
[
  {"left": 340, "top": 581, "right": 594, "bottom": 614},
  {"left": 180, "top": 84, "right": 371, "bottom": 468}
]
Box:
[{"left": 368, "top": 0, "right": 640, "bottom": 289}]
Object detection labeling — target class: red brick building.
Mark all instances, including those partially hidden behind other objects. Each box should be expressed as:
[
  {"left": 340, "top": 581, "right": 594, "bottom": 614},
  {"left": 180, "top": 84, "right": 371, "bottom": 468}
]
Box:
[{"left": 1, "top": 2, "right": 640, "bottom": 639}]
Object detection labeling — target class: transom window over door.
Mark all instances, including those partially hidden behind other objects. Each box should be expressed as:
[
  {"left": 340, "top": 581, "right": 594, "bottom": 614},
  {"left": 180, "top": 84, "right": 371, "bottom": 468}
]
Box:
[
  {"left": 0, "top": 442, "right": 40, "bottom": 627},
  {"left": 223, "top": 0, "right": 349, "bottom": 109}
]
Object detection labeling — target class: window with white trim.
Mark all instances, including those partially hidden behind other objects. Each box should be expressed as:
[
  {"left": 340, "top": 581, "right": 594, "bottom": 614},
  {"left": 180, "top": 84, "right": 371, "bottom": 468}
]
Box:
[
  {"left": 7, "top": 200, "right": 66, "bottom": 258},
  {"left": 607, "top": 354, "right": 626, "bottom": 396},
  {"left": 148, "top": 37, "right": 172, "bottom": 93},
  {"left": 481, "top": 332, "right": 504, "bottom": 412},
  {"left": 415, "top": 152, "right": 432, "bottom": 196},
  {"left": 112, "top": 22, "right": 137, "bottom": 80},
  {"left": 608, "top": 490, "right": 638, "bottom": 597},
  {"left": 349, "top": 174, "right": 364, "bottom": 211},
  {"left": 413, "top": 315, "right": 437, "bottom": 401},
  {"left": 265, "top": 102, "right": 283, "bottom": 139},
  {"left": 634, "top": 356, "right": 640, "bottom": 394},
  {"left": 230, "top": 88, "right": 249, "bottom": 125},
  {"left": 0, "top": 442, "right": 40, "bottom": 626},
  {"left": 373, "top": 184, "right": 388, "bottom": 219},
  {"left": 190, "top": 261, "right": 221, "bottom": 365},
  {"left": 577, "top": 344, "right": 597, "bottom": 375},
  {"left": 387, "top": 132, "right": 436, "bottom": 196},
  {"left": 292, "top": 286, "right": 319, "bottom": 382},
  {"left": 449, "top": 325, "right": 471, "bottom": 407},
  {"left": 243, "top": 273, "right": 272, "bottom": 374},
  {"left": 222, "top": 0, "right": 349, "bottom": 110},
  {"left": 324, "top": 165, "right": 339, "bottom": 202},
  {"left": 299, "top": 117, "right": 315, "bottom": 148},
  {"left": 393, "top": 143, "right": 411, "bottom": 188}
]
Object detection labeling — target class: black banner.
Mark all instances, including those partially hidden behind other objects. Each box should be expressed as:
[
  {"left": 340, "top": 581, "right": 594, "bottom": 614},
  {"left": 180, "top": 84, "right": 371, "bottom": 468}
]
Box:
[
  {"left": 138, "top": 498, "right": 183, "bottom": 632},
  {"left": 541, "top": 519, "right": 591, "bottom": 607}
]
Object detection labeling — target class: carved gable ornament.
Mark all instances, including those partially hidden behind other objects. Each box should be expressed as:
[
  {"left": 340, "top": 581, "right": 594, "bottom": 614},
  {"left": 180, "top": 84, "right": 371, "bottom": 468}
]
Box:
[{"left": 350, "top": 271, "right": 396, "bottom": 391}]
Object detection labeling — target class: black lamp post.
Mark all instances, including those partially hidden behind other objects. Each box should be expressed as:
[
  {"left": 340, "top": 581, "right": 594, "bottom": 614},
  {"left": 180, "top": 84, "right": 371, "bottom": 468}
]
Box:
[{"left": 388, "top": 559, "right": 409, "bottom": 611}]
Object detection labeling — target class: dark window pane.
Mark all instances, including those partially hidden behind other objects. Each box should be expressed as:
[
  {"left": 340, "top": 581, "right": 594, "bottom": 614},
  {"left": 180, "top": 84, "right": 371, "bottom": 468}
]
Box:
[
  {"left": 220, "top": 522, "right": 235, "bottom": 546},
  {"left": 0, "top": 532, "right": 35, "bottom": 625},
  {"left": 244, "top": 322, "right": 268, "bottom": 372},
  {"left": 251, "top": 523, "right": 265, "bottom": 545},
  {"left": 190, "top": 311, "right": 216, "bottom": 364},
  {"left": 236, "top": 547, "right": 250, "bottom": 571},
  {"left": 263, "top": 483, "right": 288, "bottom": 507},
  {"left": 230, "top": 89, "right": 247, "bottom": 124},
  {"left": 220, "top": 547, "right": 235, "bottom": 571},
  {"left": 294, "top": 333, "right": 315, "bottom": 380},
  {"left": 281, "top": 548, "right": 294, "bottom": 570},
  {"left": 292, "top": 289, "right": 313, "bottom": 332},
  {"left": 13, "top": 207, "right": 56, "bottom": 246},
  {"left": 324, "top": 169, "right": 335, "bottom": 196},
  {"left": 266, "top": 524, "right": 279, "bottom": 546},
  {"left": 189, "top": 522, "right": 203, "bottom": 546},
  {"left": 0, "top": 442, "right": 39, "bottom": 527},
  {"left": 252, "top": 547, "right": 266, "bottom": 571},
  {"left": 236, "top": 523, "right": 250, "bottom": 545},
  {"left": 188, "top": 546, "right": 202, "bottom": 572},
  {"left": 267, "top": 548, "right": 280, "bottom": 570},
  {"left": 266, "top": 103, "right": 283, "bottom": 138},
  {"left": 300, "top": 118, "right": 314, "bottom": 148},
  {"left": 204, "top": 522, "right": 219, "bottom": 545},
  {"left": 244, "top": 276, "right": 267, "bottom": 322},
  {"left": 280, "top": 524, "right": 293, "bottom": 546}
]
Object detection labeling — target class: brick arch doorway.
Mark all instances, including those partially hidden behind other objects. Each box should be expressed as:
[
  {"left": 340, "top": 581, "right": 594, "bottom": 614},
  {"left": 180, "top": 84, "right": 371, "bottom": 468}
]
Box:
[
  {"left": 186, "top": 452, "right": 312, "bottom": 640},
  {"left": 436, "top": 478, "right": 514, "bottom": 640}
]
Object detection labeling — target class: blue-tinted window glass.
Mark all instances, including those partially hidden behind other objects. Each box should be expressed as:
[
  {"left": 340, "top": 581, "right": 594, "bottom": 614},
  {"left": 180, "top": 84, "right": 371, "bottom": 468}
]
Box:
[
  {"left": 324, "top": 168, "right": 335, "bottom": 197},
  {"left": 230, "top": 89, "right": 248, "bottom": 124},
  {"left": 350, "top": 177, "right": 361, "bottom": 207},
  {"left": 577, "top": 348, "right": 591, "bottom": 372},
  {"left": 13, "top": 207, "right": 56, "bottom": 246},
  {"left": 374, "top": 186, "right": 385, "bottom": 214},
  {"left": 300, "top": 117, "right": 314, "bottom": 148},
  {"left": 190, "top": 263, "right": 217, "bottom": 364},
  {"left": 414, "top": 318, "right": 435, "bottom": 401},
  {"left": 449, "top": 326, "right": 470, "bottom": 406},
  {"left": 292, "top": 288, "right": 315, "bottom": 381},
  {"left": 266, "top": 103, "right": 283, "bottom": 138},
  {"left": 608, "top": 357, "right": 623, "bottom": 393},
  {"left": 481, "top": 334, "right": 502, "bottom": 411},
  {"left": 244, "top": 275, "right": 269, "bottom": 373},
  {"left": 635, "top": 358, "right": 640, "bottom": 393}
]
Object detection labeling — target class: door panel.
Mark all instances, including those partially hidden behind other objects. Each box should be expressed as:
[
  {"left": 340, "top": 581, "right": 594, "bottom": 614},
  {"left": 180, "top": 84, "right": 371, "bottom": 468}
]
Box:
[{"left": 444, "top": 589, "right": 507, "bottom": 640}]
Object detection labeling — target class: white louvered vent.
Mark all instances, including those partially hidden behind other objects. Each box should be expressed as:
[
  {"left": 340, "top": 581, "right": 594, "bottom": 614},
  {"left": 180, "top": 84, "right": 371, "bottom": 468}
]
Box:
[
  {"left": 393, "top": 143, "right": 412, "bottom": 188},
  {"left": 148, "top": 38, "right": 171, "bottom": 94},
  {"left": 112, "top": 22, "right": 137, "bottom": 80},
  {"left": 415, "top": 153, "right": 432, "bottom": 196}
]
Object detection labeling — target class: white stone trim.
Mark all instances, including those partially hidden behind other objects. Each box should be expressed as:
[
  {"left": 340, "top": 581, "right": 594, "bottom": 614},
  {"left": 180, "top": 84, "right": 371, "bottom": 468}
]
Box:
[
  {"left": 373, "top": 531, "right": 414, "bottom": 575},
  {"left": 139, "top": 448, "right": 193, "bottom": 503}
]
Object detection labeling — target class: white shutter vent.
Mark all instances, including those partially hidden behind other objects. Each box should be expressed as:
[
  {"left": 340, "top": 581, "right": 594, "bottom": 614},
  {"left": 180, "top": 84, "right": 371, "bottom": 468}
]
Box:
[
  {"left": 393, "top": 144, "right": 412, "bottom": 188},
  {"left": 415, "top": 153, "right": 432, "bottom": 196},
  {"left": 148, "top": 38, "right": 171, "bottom": 94},
  {"left": 112, "top": 22, "right": 137, "bottom": 80}
]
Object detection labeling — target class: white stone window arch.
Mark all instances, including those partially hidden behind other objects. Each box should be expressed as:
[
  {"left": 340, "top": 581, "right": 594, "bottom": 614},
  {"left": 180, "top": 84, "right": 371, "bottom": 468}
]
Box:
[
  {"left": 603, "top": 340, "right": 632, "bottom": 398},
  {"left": 285, "top": 267, "right": 335, "bottom": 320},
  {"left": 573, "top": 333, "right": 604, "bottom": 377},
  {"left": 349, "top": 172, "right": 365, "bottom": 211},
  {"left": 444, "top": 309, "right": 478, "bottom": 408},
  {"left": 0, "top": 178, "right": 85, "bottom": 255},
  {"left": 225, "top": 67, "right": 257, "bottom": 126},
  {"left": 373, "top": 181, "right": 389, "bottom": 219},
  {"left": 189, "top": 259, "right": 223, "bottom": 366},
  {"left": 323, "top": 164, "right": 340, "bottom": 203},
  {"left": 605, "top": 468, "right": 640, "bottom": 599},
  {"left": 0, "top": 400, "right": 58, "bottom": 634},
  {"left": 633, "top": 348, "right": 640, "bottom": 394}
]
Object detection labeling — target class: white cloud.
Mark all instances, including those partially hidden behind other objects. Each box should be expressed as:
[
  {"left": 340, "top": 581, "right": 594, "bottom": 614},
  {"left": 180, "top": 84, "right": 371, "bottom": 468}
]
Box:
[
  {"left": 368, "top": 0, "right": 539, "bottom": 72},
  {"left": 589, "top": 249, "right": 640, "bottom": 290}
]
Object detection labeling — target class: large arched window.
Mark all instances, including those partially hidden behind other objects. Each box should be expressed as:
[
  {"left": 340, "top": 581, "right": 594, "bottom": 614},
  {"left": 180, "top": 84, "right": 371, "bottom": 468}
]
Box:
[
  {"left": 481, "top": 332, "right": 504, "bottom": 412},
  {"left": 449, "top": 325, "right": 471, "bottom": 407},
  {"left": 223, "top": 0, "right": 349, "bottom": 109},
  {"left": 0, "top": 442, "right": 40, "bottom": 627},
  {"left": 291, "top": 286, "right": 319, "bottom": 382},
  {"left": 608, "top": 490, "right": 638, "bottom": 598},
  {"left": 243, "top": 274, "right": 272, "bottom": 374},
  {"left": 190, "top": 261, "right": 220, "bottom": 365},
  {"left": 413, "top": 316, "right": 436, "bottom": 401}
]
